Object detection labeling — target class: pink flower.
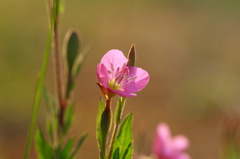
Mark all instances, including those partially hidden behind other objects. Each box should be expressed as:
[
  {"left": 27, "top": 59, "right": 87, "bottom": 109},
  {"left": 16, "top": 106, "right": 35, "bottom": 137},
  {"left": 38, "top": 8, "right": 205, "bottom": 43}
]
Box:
[
  {"left": 153, "top": 123, "right": 191, "bottom": 159},
  {"left": 97, "top": 49, "right": 149, "bottom": 97}
]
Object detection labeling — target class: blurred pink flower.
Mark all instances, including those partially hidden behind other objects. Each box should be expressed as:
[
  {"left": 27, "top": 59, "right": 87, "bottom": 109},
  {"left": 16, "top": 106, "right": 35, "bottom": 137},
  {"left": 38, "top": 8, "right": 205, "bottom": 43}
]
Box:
[
  {"left": 153, "top": 123, "right": 190, "bottom": 159},
  {"left": 97, "top": 49, "right": 149, "bottom": 97}
]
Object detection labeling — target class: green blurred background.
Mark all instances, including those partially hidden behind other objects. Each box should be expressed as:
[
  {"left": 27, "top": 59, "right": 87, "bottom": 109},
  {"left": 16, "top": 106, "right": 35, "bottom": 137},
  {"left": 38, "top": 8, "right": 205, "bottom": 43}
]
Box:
[{"left": 1, "top": 0, "right": 240, "bottom": 158}]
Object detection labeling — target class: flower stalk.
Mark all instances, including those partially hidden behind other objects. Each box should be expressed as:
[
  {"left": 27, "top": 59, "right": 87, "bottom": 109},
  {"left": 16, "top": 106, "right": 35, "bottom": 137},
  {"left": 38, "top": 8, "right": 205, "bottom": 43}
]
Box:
[
  {"left": 51, "top": 0, "right": 66, "bottom": 130},
  {"left": 108, "top": 97, "right": 126, "bottom": 159},
  {"left": 107, "top": 124, "right": 118, "bottom": 159}
]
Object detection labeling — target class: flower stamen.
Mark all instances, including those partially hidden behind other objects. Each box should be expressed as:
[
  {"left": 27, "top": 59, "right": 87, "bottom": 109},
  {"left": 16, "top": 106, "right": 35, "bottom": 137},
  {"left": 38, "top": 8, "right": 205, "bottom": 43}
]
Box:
[
  {"left": 108, "top": 79, "right": 121, "bottom": 90},
  {"left": 111, "top": 63, "right": 114, "bottom": 71}
]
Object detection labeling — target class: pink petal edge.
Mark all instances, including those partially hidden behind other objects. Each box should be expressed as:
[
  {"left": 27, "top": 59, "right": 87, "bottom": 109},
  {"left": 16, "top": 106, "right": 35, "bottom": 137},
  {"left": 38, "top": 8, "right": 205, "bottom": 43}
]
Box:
[
  {"left": 97, "top": 64, "right": 109, "bottom": 87},
  {"left": 111, "top": 89, "right": 137, "bottom": 97},
  {"left": 122, "top": 67, "right": 150, "bottom": 93},
  {"left": 172, "top": 135, "right": 189, "bottom": 151},
  {"left": 100, "top": 49, "right": 128, "bottom": 70}
]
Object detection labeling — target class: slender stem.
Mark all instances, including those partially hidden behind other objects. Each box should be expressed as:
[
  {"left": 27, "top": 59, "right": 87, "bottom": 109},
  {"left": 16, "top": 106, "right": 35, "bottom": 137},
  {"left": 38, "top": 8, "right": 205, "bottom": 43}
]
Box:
[
  {"left": 23, "top": 15, "right": 53, "bottom": 159},
  {"left": 108, "top": 97, "right": 126, "bottom": 159},
  {"left": 51, "top": 0, "right": 66, "bottom": 130},
  {"left": 53, "top": 10, "right": 63, "bottom": 107},
  {"left": 108, "top": 123, "right": 119, "bottom": 159},
  {"left": 23, "top": 0, "right": 60, "bottom": 158},
  {"left": 105, "top": 97, "right": 111, "bottom": 111}
]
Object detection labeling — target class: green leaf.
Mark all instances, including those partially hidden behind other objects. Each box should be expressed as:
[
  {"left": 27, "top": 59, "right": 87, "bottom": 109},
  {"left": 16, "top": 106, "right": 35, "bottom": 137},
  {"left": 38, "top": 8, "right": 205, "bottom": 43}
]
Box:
[
  {"left": 114, "top": 97, "right": 126, "bottom": 124},
  {"left": 43, "top": 85, "right": 58, "bottom": 142},
  {"left": 127, "top": 44, "right": 136, "bottom": 67},
  {"left": 63, "top": 30, "right": 81, "bottom": 98},
  {"left": 46, "top": 120, "right": 54, "bottom": 142},
  {"left": 56, "top": 138, "right": 75, "bottom": 159},
  {"left": 63, "top": 138, "right": 74, "bottom": 158},
  {"left": 43, "top": 85, "right": 51, "bottom": 113},
  {"left": 69, "top": 133, "right": 88, "bottom": 159},
  {"left": 43, "top": 85, "right": 58, "bottom": 116},
  {"left": 56, "top": 147, "right": 65, "bottom": 159},
  {"left": 100, "top": 152, "right": 105, "bottom": 159},
  {"left": 123, "top": 143, "right": 132, "bottom": 159},
  {"left": 68, "top": 81, "right": 75, "bottom": 93},
  {"left": 113, "top": 113, "right": 133, "bottom": 159},
  {"left": 35, "top": 127, "right": 54, "bottom": 159},
  {"left": 63, "top": 104, "right": 74, "bottom": 135},
  {"left": 64, "top": 30, "right": 80, "bottom": 72},
  {"left": 113, "top": 148, "right": 120, "bottom": 159},
  {"left": 72, "top": 45, "right": 90, "bottom": 77}
]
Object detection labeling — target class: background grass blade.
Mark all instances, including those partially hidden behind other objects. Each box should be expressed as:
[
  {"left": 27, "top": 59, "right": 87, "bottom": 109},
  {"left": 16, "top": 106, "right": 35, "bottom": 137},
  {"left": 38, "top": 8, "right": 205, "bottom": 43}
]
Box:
[
  {"left": 23, "top": 28, "right": 53, "bottom": 159},
  {"left": 23, "top": 0, "right": 59, "bottom": 157}
]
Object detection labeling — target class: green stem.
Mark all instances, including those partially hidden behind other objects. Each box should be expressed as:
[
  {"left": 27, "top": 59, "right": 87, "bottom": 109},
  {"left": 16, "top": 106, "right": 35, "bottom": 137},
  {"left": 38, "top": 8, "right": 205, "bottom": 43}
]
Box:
[
  {"left": 108, "top": 123, "right": 119, "bottom": 159},
  {"left": 23, "top": 1, "right": 58, "bottom": 158},
  {"left": 53, "top": 0, "right": 64, "bottom": 108},
  {"left": 108, "top": 97, "right": 126, "bottom": 159},
  {"left": 23, "top": 19, "right": 53, "bottom": 159}
]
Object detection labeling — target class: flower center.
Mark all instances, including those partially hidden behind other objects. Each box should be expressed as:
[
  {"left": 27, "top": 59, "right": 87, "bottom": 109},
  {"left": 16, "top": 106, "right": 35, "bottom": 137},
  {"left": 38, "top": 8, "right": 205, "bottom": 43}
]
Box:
[
  {"left": 107, "top": 63, "right": 138, "bottom": 91},
  {"left": 108, "top": 79, "right": 122, "bottom": 90}
]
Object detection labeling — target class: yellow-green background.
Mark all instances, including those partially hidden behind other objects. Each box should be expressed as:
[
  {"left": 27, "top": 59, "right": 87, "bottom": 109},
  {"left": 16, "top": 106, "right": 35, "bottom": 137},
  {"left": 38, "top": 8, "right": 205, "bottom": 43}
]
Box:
[{"left": 1, "top": 0, "right": 240, "bottom": 158}]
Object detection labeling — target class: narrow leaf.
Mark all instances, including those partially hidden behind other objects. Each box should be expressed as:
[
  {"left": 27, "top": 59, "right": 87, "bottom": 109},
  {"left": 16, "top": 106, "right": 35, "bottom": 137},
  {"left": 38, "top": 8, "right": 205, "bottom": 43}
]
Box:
[
  {"left": 113, "top": 147, "right": 120, "bottom": 159},
  {"left": 23, "top": 11, "right": 54, "bottom": 159},
  {"left": 100, "top": 152, "right": 104, "bottom": 159},
  {"left": 56, "top": 147, "right": 65, "bottom": 159},
  {"left": 43, "top": 85, "right": 52, "bottom": 113},
  {"left": 63, "top": 104, "right": 74, "bottom": 135},
  {"left": 73, "top": 45, "right": 91, "bottom": 77},
  {"left": 63, "top": 30, "right": 81, "bottom": 98},
  {"left": 69, "top": 133, "right": 88, "bottom": 159},
  {"left": 35, "top": 127, "right": 54, "bottom": 159},
  {"left": 114, "top": 97, "right": 126, "bottom": 124},
  {"left": 46, "top": 120, "right": 54, "bottom": 142},
  {"left": 35, "top": 128, "right": 45, "bottom": 159},
  {"left": 123, "top": 143, "right": 132, "bottom": 159},
  {"left": 43, "top": 86, "right": 58, "bottom": 142},
  {"left": 63, "top": 138, "right": 74, "bottom": 158},
  {"left": 63, "top": 30, "right": 80, "bottom": 72},
  {"left": 113, "top": 113, "right": 133, "bottom": 159}
]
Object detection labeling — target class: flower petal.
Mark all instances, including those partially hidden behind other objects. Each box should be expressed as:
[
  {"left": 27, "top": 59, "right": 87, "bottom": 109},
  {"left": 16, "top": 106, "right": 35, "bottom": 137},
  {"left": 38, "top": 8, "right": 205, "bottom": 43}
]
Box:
[
  {"left": 97, "top": 64, "right": 109, "bottom": 87},
  {"left": 122, "top": 67, "right": 149, "bottom": 93},
  {"left": 100, "top": 50, "right": 128, "bottom": 71},
  {"left": 111, "top": 89, "right": 136, "bottom": 97},
  {"left": 172, "top": 135, "right": 189, "bottom": 152},
  {"left": 153, "top": 123, "right": 172, "bottom": 157}
]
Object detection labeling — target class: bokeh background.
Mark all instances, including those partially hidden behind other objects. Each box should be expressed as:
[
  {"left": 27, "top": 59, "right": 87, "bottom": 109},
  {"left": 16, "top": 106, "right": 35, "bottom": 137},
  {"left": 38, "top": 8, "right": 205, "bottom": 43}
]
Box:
[{"left": 1, "top": 0, "right": 240, "bottom": 158}]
